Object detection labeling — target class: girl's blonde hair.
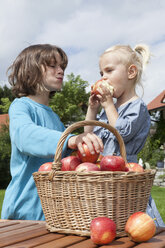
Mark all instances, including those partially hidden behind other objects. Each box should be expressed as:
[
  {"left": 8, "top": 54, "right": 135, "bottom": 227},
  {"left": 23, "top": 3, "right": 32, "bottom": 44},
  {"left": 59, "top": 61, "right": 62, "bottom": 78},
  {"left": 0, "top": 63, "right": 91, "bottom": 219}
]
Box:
[
  {"left": 8, "top": 44, "right": 68, "bottom": 97},
  {"left": 102, "top": 44, "right": 151, "bottom": 86}
]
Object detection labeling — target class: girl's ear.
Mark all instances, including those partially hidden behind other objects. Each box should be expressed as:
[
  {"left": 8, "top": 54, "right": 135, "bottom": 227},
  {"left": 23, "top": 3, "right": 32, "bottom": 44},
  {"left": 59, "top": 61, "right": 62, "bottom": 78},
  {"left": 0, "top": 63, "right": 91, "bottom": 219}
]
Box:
[{"left": 128, "top": 64, "right": 137, "bottom": 79}]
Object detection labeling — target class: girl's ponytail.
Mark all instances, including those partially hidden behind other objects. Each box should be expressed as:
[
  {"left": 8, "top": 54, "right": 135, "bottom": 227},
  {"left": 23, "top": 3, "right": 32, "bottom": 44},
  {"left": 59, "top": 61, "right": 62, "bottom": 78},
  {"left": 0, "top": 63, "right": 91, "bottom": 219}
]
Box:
[{"left": 134, "top": 44, "right": 151, "bottom": 69}]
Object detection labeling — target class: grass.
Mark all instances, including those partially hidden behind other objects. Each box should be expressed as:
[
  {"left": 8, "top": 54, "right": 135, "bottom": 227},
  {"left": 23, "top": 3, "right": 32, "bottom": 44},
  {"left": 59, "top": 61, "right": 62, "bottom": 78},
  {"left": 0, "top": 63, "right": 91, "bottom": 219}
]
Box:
[
  {"left": 151, "top": 186, "right": 165, "bottom": 222},
  {"left": 0, "top": 190, "right": 5, "bottom": 216},
  {"left": 0, "top": 186, "right": 165, "bottom": 222}
]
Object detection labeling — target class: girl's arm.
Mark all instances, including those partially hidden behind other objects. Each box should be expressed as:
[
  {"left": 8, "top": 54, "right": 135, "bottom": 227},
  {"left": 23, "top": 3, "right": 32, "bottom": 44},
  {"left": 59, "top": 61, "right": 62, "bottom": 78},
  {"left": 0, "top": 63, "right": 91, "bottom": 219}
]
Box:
[
  {"left": 95, "top": 85, "right": 119, "bottom": 127},
  {"left": 84, "top": 94, "right": 100, "bottom": 132}
]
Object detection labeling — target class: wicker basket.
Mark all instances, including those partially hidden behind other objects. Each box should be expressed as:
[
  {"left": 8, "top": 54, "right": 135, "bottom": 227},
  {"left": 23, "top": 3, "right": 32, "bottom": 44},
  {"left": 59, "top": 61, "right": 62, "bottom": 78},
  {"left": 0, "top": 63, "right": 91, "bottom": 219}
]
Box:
[{"left": 33, "top": 120, "right": 156, "bottom": 237}]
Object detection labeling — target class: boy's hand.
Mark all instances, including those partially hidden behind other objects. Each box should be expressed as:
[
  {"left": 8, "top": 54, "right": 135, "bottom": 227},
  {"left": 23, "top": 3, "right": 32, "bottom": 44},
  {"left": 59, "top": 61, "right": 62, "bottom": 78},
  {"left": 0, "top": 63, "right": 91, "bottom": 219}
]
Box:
[{"left": 68, "top": 132, "right": 103, "bottom": 156}]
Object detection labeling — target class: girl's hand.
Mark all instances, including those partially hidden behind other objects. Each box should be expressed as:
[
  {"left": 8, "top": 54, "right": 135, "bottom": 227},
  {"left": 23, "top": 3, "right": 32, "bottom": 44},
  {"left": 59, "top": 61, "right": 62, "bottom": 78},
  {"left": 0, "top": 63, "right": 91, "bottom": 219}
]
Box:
[
  {"left": 88, "top": 93, "right": 101, "bottom": 110},
  {"left": 96, "top": 84, "right": 114, "bottom": 109},
  {"left": 68, "top": 132, "right": 103, "bottom": 156}
]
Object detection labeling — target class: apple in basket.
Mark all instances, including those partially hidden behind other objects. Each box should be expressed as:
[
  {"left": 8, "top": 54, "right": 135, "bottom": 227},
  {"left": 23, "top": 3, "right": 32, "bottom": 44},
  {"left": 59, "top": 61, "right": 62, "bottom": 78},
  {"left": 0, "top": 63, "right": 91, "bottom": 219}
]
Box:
[
  {"left": 91, "top": 78, "right": 114, "bottom": 96},
  {"left": 38, "top": 162, "right": 52, "bottom": 171},
  {"left": 100, "top": 155, "right": 126, "bottom": 171},
  {"left": 126, "top": 163, "right": 144, "bottom": 172},
  {"left": 75, "top": 162, "right": 100, "bottom": 172},
  {"left": 61, "top": 156, "right": 81, "bottom": 171},
  {"left": 77, "top": 143, "right": 100, "bottom": 163},
  {"left": 125, "top": 212, "right": 156, "bottom": 242},
  {"left": 90, "top": 217, "right": 116, "bottom": 245}
]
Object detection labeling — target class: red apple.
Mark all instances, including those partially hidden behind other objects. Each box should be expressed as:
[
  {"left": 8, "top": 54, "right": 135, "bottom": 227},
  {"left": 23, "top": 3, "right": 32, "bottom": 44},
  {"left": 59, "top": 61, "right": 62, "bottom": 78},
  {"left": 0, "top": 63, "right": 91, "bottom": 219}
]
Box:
[
  {"left": 125, "top": 212, "right": 156, "bottom": 242},
  {"left": 100, "top": 155, "right": 126, "bottom": 171},
  {"left": 70, "top": 150, "right": 78, "bottom": 157},
  {"left": 61, "top": 156, "right": 81, "bottom": 171},
  {"left": 90, "top": 217, "right": 116, "bottom": 245},
  {"left": 97, "top": 154, "right": 104, "bottom": 162},
  {"left": 126, "top": 163, "right": 144, "bottom": 172},
  {"left": 38, "top": 162, "right": 52, "bottom": 171},
  {"left": 75, "top": 162, "right": 100, "bottom": 172},
  {"left": 77, "top": 143, "right": 100, "bottom": 163},
  {"left": 91, "top": 78, "right": 114, "bottom": 96},
  {"left": 124, "top": 166, "right": 129, "bottom": 172}
]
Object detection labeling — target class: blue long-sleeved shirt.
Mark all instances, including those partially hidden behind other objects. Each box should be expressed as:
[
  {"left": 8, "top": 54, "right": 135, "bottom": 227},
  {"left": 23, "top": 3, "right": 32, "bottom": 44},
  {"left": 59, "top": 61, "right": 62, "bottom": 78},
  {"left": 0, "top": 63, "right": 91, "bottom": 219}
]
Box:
[{"left": 1, "top": 97, "right": 72, "bottom": 220}]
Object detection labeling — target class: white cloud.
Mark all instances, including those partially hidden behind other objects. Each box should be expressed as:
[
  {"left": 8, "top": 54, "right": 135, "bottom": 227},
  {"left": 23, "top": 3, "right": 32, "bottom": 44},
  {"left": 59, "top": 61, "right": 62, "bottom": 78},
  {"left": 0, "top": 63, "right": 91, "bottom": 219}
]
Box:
[{"left": 0, "top": 0, "right": 165, "bottom": 104}]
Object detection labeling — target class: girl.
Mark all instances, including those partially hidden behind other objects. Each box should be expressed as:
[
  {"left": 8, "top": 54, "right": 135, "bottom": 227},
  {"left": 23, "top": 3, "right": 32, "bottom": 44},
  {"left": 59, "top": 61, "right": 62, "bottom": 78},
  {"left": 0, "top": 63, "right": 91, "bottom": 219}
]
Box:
[
  {"left": 1, "top": 44, "right": 103, "bottom": 220},
  {"left": 85, "top": 44, "right": 165, "bottom": 227}
]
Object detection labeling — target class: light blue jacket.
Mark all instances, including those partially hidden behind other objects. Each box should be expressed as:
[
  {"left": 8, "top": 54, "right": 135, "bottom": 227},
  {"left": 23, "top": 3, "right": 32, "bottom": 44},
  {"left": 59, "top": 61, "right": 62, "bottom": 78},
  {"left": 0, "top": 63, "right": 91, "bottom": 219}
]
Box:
[
  {"left": 94, "top": 98, "right": 151, "bottom": 163},
  {"left": 1, "top": 97, "right": 72, "bottom": 220},
  {"left": 94, "top": 98, "right": 165, "bottom": 227}
]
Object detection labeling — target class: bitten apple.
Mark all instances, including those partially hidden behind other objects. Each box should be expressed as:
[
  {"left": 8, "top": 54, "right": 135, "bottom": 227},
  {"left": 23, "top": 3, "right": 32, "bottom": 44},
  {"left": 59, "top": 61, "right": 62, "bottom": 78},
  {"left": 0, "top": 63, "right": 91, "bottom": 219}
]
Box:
[
  {"left": 75, "top": 162, "right": 100, "bottom": 172},
  {"left": 100, "top": 155, "right": 126, "bottom": 171},
  {"left": 125, "top": 212, "right": 156, "bottom": 242},
  {"left": 91, "top": 78, "right": 114, "bottom": 96},
  {"left": 38, "top": 162, "right": 52, "bottom": 171},
  {"left": 77, "top": 143, "right": 100, "bottom": 163},
  {"left": 126, "top": 163, "right": 144, "bottom": 172},
  {"left": 90, "top": 217, "right": 116, "bottom": 245},
  {"left": 61, "top": 156, "right": 81, "bottom": 171}
]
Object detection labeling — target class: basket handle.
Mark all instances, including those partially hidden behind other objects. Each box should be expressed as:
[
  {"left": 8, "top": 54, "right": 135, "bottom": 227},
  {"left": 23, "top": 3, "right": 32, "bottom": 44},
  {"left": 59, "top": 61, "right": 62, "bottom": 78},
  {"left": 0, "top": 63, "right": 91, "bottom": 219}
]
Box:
[{"left": 52, "top": 120, "right": 127, "bottom": 171}]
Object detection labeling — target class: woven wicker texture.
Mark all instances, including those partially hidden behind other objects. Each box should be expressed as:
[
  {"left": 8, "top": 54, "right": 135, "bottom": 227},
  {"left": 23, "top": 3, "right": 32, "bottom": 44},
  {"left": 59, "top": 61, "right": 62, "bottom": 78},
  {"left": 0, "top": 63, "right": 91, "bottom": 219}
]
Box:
[{"left": 33, "top": 120, "right": 156, "bottom": 237}]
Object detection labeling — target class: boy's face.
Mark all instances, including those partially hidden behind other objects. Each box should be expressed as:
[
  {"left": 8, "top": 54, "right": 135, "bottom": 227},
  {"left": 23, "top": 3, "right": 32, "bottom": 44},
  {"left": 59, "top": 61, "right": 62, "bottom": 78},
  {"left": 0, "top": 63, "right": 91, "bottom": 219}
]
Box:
[
  {"left": 99, "top": 52, "right": 135, "bottom": 99},
  {"left": 41, "top": 53, "right": 64, "bottom": 92}
]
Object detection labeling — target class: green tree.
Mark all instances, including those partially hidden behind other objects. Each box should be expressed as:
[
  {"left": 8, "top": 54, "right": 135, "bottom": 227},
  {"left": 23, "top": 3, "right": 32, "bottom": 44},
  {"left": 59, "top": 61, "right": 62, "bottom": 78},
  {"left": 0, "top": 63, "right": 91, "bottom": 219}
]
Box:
[
  {"left": 0, "top": 124, "right": 11, "bottom": 188},
  {"left": 150, "top": 111, "right": 165, "bottom": 146},
  {"left": 138, "top": 110, "right": 165, "bottom": 167},
  {"left": 0, "top": 98, "right": 11, "bottom": 113},
  {"left": 0, "top": 85, "right": 13, "bottom": 114},
  {"left": 50, "top": 73, "right": 90, "bottom": 127}
]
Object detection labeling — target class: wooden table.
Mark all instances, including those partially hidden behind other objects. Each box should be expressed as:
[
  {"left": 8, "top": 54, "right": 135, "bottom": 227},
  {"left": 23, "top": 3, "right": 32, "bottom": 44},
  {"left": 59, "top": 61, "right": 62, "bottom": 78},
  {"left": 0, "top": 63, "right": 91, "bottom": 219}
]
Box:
[{"left": 0, "top": 220, "right": 165, "bottom": 248}]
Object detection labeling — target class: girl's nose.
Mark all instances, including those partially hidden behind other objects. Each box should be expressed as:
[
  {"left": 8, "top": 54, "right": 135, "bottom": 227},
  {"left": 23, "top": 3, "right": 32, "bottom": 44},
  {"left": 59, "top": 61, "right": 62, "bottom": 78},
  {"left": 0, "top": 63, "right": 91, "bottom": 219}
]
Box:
[{"left": 102, "top": 76, "right": 108, "bottom": 80}]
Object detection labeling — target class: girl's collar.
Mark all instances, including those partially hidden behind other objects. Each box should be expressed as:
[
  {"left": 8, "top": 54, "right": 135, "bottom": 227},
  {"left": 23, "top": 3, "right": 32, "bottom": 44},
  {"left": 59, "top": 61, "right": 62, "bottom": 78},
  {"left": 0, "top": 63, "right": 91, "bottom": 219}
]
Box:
[{"left": 116, "top": 95, "right": 139, "bottom": 109}]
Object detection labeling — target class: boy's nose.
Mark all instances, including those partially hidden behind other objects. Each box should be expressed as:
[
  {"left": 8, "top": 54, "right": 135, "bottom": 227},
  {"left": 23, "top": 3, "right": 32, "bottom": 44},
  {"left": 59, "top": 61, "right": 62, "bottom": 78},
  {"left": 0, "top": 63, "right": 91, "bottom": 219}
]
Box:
[{"left": 57, "top": 66, "right": 64, "bottom": 74}]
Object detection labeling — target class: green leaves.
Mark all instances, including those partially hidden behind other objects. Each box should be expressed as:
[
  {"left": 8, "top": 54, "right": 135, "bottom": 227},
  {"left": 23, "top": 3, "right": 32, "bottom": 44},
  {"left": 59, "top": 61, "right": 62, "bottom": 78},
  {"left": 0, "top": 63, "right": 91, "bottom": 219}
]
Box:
[
  {"left": 50, "top": 73, "right": 90, "bottom": 127},
  {"left": 0, "top": 98, "right": 11, "bottom": 113}
]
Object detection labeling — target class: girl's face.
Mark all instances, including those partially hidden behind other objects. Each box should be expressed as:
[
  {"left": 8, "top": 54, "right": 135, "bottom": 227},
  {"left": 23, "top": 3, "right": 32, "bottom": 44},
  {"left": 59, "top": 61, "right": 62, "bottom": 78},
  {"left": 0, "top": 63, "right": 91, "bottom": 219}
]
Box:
[
  {"left": 41, "top": 53, "right": 64, "bottom": 92},
  {"left": 99, "top": 52, "right": 134, "bottom": 99}
]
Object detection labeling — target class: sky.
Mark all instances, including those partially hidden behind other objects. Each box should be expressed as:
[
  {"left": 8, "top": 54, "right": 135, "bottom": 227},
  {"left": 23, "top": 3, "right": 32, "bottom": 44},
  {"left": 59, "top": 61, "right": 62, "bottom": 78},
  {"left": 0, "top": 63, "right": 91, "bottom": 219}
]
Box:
[{"left": 0, "top": 0, "right": 165, "bottom": 104}]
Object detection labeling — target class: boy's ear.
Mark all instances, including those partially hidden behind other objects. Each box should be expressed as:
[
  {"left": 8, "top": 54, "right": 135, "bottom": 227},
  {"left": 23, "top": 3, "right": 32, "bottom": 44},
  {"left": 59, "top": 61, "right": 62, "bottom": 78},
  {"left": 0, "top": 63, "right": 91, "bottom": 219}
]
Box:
[{"left": 128, "top": 64, "right": 137, "bottom": 79}]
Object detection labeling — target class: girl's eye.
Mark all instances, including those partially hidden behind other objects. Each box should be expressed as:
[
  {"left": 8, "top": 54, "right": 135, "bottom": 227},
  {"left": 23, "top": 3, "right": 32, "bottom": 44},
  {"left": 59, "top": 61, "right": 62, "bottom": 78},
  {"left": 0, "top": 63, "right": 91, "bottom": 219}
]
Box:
[
  {"left": 100, "top": 71, "right": 103, "bottom": 77},
  {"left": 107, "top": 68, "right": 112, "bottom": 73}
]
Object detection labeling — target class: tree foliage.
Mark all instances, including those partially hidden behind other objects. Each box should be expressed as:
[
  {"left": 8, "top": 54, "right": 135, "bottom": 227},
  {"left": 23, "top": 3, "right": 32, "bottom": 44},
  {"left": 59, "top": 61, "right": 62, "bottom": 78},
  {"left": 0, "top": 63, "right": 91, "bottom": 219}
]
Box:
[
  {"left": 0, "top": 124, "right": 11, "bottom": 188},
  {"left": 0, "top": 86, "right": 13, "bottom": 114},
  {"left": 138, "top": 110, "right": 165, "bottom": 167},
  {"left": 50, "top": 73, "right": 90, "bottom": 127},
  {"left": 0, "top": 97, "right": 11, "bottom": 114}
]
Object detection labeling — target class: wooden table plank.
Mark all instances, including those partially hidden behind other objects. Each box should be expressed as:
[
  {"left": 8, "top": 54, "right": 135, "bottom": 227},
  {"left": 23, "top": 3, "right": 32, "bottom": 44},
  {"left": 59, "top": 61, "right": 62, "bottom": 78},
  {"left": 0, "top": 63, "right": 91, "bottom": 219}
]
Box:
[
  {"left": 0, "top": 222, "right": 38, "bottom": 234},
  {"left": 67, "top": 238, "right": 98, "bottom": 248},
  {"left": 100, "top": 237, "right": 136, "bottom": 248},
  {"left": 33, "top": 235, "right": 87, "bottom": 248},
  {"left": 134, "top": 231, "right": 165, "bottom": 248},
  {"left": 0, "top": 220, "right": 165, "bottom": 248},
  {"left": 5, "top": 233, "right": 65, "bottom": 248},
  {"left": 0, "top": 221, "right": 20, "bottom": 228},
  {"left": 0, "top": 225, "right": 48, "bottom": 247}
]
